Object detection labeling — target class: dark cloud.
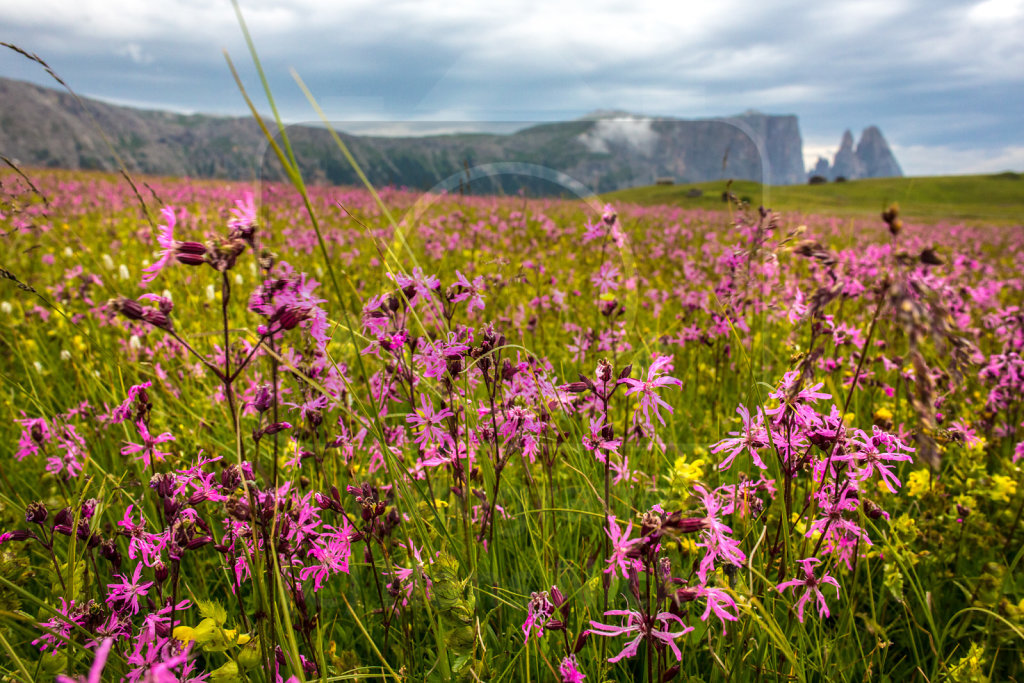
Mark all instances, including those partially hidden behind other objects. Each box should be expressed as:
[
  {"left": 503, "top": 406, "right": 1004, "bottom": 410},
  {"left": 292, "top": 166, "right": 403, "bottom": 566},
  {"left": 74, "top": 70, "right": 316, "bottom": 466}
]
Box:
[{"left": 1, "top": 0, "right": 1021, "bottom": 174}]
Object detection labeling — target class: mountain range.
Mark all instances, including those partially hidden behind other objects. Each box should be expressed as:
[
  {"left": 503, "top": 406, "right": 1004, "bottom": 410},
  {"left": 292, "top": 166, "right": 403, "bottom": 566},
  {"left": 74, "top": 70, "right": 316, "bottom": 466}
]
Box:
[{"left": 0, "top": 77, "right": 902, "bottom": 194}]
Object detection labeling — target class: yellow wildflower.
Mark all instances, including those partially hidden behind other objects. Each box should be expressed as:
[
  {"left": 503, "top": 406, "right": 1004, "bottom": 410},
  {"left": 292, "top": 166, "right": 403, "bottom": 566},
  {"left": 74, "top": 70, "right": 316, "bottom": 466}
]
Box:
[
  {"left": 986, "top": 474, "right": 1017, "bottom": 503},
  {"left": 906, "top": 469, "right": 931, "bottom": 498}
]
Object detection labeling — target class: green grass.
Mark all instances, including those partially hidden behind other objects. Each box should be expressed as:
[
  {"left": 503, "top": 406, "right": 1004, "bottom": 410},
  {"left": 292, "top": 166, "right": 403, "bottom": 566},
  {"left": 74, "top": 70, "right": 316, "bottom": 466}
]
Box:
[{"left": 602, "top": 172, "right": 1024, "bottom": 224}]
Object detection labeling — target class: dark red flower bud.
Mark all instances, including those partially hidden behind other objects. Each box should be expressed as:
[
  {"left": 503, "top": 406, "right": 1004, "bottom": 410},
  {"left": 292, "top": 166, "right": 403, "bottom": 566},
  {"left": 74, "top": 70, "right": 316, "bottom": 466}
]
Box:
[
  {"left": 252, "top": 385, "right": 274, "bottom": 413},
  {"left": 141, "top": 308, "right": 171, "bottom": 330},
  {"left": 186, "top": 537, "right": 213, "bottom": 550},
  {"left": 163, "top": 498, "right": 180, "bottom": 518},
  {"left": 271, "top": 305, "right": 310, "bottom": 331},
  {"left": 665, "top": 513, "right": 707, "bottom": 533},
  {"left": 25, "top": 502, "right": 48, "bottom": 524},
  {"left": 174, "top": 241, "right": 208, "bottom": 266},
  {"left": 864, "top": 500, "right": 886, "bottom": 520},
  {"left": 110, "top": 296, "right": 145, "bottom": 321},
  {"left": 150, "top": 473, "right": 176, "bottom": 498},
  {"left": 53, "top": 507, "right": 73, "bottom": 528},
  {"left": 263, "top": 421, "right": 292, "bottom": 436},
  {"left": 221, "top": 466, "right": 241, "bottom": 490},
  {"left": 561, "top": 381, "right": 589, "bottom": 393},
  {"left": 99, "top": 539, "right": 121, "bottom": 568}
]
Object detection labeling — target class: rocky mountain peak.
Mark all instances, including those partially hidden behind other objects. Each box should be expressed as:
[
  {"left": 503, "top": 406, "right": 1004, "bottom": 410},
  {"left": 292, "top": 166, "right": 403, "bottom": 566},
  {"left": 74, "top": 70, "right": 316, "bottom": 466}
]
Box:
[
  {"left": 810, "top": 126, "right": 903, "bottom": 181},
  {"left": 855, "top": 126, "right": 902, "bottom": 178}
]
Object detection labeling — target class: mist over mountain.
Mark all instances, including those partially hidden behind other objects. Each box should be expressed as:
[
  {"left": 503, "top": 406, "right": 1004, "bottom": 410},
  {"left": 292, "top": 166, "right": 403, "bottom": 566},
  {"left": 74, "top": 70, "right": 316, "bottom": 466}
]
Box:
[{"left": 0, "top": 77, "right": 899, "bottom": 193}]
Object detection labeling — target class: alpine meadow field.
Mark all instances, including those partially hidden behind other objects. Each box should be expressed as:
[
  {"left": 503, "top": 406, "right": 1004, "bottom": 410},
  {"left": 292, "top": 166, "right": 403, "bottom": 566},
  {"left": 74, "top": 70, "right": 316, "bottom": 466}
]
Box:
[{"left": 1, "top": 155, "right": 1022, "bottom": 683}]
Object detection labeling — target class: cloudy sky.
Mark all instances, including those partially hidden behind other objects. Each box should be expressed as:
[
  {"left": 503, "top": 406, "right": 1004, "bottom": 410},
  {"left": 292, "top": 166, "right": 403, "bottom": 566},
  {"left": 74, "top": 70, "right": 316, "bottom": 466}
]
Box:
[{"left": 2, "top": 0, "right": 1022, "bottom": 175}]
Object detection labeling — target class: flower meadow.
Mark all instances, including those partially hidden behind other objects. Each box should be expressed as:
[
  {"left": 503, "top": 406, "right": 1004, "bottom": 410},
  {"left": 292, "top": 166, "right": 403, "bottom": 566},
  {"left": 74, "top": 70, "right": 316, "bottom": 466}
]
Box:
[{"left": 0, "top": 165, "right": 1022, "bottom": 683}]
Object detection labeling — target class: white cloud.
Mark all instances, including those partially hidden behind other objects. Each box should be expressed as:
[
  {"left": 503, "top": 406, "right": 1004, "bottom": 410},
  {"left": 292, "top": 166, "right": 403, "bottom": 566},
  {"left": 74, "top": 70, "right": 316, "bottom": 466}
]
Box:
[
  {"left": 891, "top": 144, "right": 1024, "bottom": 175},
  {"left": 803, "top": 141, "right": 839, "bottom": 172},
  {"left": 115, "top": 43, "right": 152, "bottom": 65},
  {"left": 578, "top": 117, "right": 658, "bottom": 155}
]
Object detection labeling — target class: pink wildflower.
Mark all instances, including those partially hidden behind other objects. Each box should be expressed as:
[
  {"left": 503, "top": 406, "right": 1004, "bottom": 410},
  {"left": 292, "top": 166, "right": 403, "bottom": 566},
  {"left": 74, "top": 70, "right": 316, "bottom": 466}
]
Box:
[
  {"left": 107, "top": 563, "right": 153, "bottom": 615},
  {"left": 559, "top": 654, "right": 586, "bottom": 682},
  {"left": 121, "top": 420, "right": 175, "bottom": 468},
  {"left": 604, "top": 515, "right": 642, "bottom": 578},
  {"left": 619, "top": 355, "right": 682, "bottom": 429},
  {"left": 228, "top": 191, "right": 257, "bottom": 230},
  {"left": 56, "top": 637, "right": 113, "bottom": 683},
  {"left": 776, "top": 557, "right": 841, "bottom": 623},
  {"left": 406, "top": 394, "right": 454, "bottom": 450},
  {"left": 140, "top": 207, "right": 178, "bottom": 288},
  {"left": 587, "top": 608, "right": 693, "bottom": 663}
]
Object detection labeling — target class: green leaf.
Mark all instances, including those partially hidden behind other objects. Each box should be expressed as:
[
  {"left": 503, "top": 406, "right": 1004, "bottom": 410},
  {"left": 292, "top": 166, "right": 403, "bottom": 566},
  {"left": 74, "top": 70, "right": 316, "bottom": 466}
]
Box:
[
  {"left": 196, "top": 598, "right": 227, "bottom": 626},
  {"left": 209, "top": 660, "right": 240, "bottom": 682}
]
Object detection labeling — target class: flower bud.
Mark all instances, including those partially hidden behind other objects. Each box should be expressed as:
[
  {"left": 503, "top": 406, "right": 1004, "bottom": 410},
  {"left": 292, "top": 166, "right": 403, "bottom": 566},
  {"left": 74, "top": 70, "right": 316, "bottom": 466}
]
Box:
[
  {"left": 81, "top": 499, "right": 98, "bottom": 520},
  {"left": 864, "top": 500, "right": 886, "bottom": 520},
  {"left": 263, "top": 421, "right": 292, "bottom": 436},
  {"left": 150, "top": 473, "right": 176, "bottom": 498},
  {"left": 25, "top": 502, "right": 48, "bottom": 524},
  {"left": 252, "top": 385, "right": 274, "bottom": 414},
  {"left": 271, "top": 305, "right": 310, "bottom": 331},
  {"left": 573, "top": 630, "right": 590, "bottom": 654},
  {"left": 665, "top": 513, "right": 707, "bottom": 534},
  {"left": 174, "top": 241, "right": 208, "bottom": 266},
  {"left": 550, "top": 585, "right": 566, "bottom": 608},
  {"left": 53, "top": 507, "right": 73, "bottom": 528},
  {"left": 141, "top": 307, "right": 171, "bottom": 330},
  {"left": 4, "top": 530, "right": 34, "bottom": 543},
  {"left": 99, "top": 538, "right": 122, "bottom": 569},
  {"left": 185, "top": 536, "right": 213, "bottom": 551},
  {"left": 238, "top": 637, "right": 261, "bottom": 670},
  {"left": 110, "top": 296, "right": 145, "bottom": 321}
]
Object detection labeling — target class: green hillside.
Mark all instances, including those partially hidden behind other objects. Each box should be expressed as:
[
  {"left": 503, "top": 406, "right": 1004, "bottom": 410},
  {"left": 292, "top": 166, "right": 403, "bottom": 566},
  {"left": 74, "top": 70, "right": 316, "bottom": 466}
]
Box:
[{"left": 602, "top": 172, "right": 1024, "bottom": 224}]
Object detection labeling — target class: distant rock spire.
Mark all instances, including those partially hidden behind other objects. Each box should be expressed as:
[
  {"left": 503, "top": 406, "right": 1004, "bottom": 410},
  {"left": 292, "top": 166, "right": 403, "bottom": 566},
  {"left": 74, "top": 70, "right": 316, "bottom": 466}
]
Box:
[
  {"left": 830, "top": 129, "right": 863, "bottom": 180},
  {"left": 855, "top": 126, "right": 902, "bottom": 178},
  {"left": 809, "top": 126, "right": 903, "bottom": 181}
]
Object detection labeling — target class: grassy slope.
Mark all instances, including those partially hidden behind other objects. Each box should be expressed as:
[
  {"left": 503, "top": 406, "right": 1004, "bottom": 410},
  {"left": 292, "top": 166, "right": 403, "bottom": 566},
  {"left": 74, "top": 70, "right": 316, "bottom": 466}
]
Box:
[{"left": 602, "top": 172, "right": 1024, "bottom": 224}]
